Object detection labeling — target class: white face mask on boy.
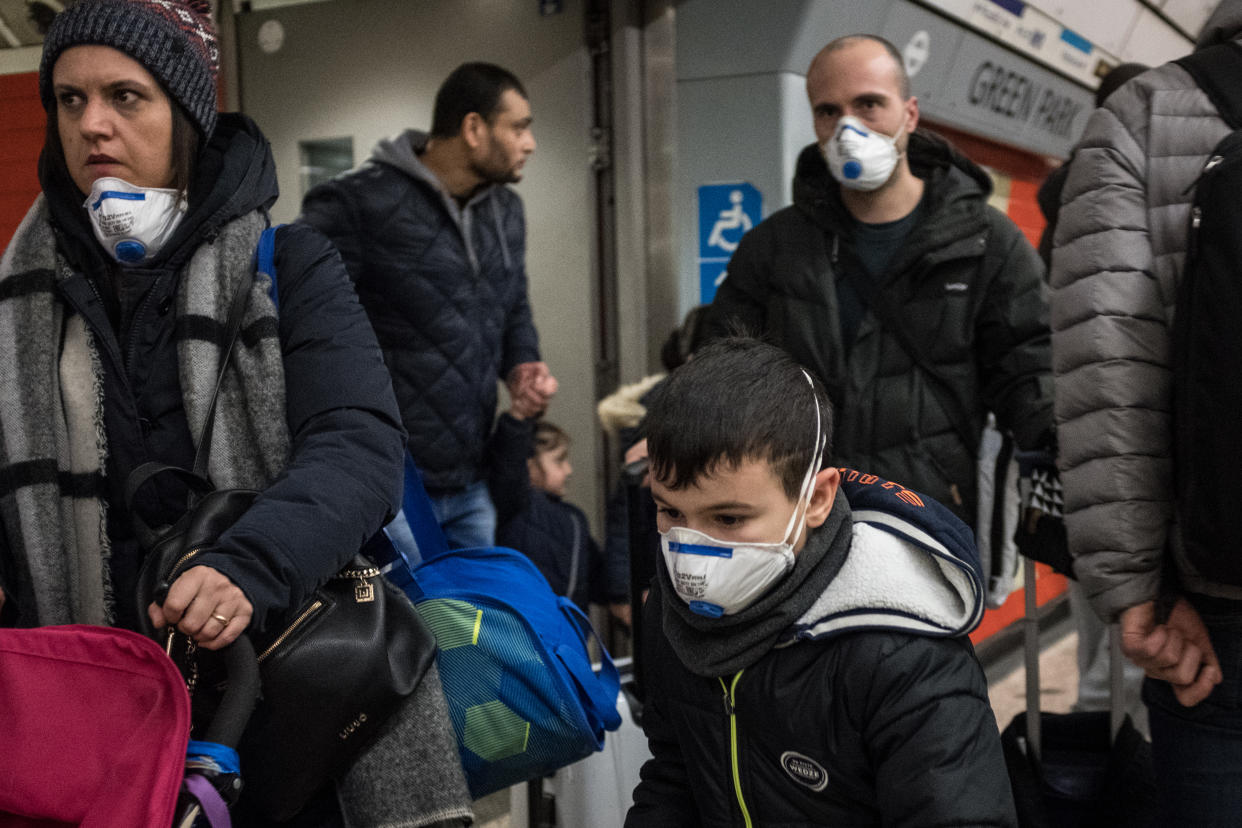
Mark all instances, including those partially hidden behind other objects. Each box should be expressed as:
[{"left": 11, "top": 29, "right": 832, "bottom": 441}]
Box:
[
  {"left": 84, "top": 177, "right": 187, "bottom": 264},
  {"left": 822, "top": 113, "right": 908, "bottom": 192},
  {"left": 659, "top": 375, "right": 826, "bottom": 618}
]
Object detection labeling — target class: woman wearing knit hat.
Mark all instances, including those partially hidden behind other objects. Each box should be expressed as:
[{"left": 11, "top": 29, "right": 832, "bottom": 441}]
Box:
[{"left": 0, "top": 1, "right": 466, "bottom": 825}]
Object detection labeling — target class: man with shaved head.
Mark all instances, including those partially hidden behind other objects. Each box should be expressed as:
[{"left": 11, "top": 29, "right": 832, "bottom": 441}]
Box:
[{"left": 705, "top": 34, "right": 1054, "bottom": 531}]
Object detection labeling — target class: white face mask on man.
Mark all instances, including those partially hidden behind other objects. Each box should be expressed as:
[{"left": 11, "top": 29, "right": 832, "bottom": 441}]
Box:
[
  {"left": 822, "top": 113, "right": 908, "bottom": 192},
  {"left": 84, "top": 177, "right": 187, "bottom": 264},
  {"left": 659, "top": 376, "right": 827, "bottom": 618}
]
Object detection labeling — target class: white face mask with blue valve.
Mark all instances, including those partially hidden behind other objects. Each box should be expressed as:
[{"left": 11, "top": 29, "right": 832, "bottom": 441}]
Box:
[
  {"left": 84, "top": 177, "right": 187, "bottom": 264},
  {"left": 659, "top": 376, "right": 827, "bottom": 618},
  {"left": 822, "top": 113, "right": 908, "bottom": 192}
]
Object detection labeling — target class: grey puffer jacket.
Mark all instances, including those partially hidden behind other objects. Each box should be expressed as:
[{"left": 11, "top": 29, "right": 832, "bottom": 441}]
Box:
[
  {"left": 300, "top": 130, "right": 541, "bottom": 490},
  {"left": 1049, "top": 2, "right": 1242, "bottom": 618},
  {"left": 706, "top": 132, "right": 1053, "bottom": 527}
]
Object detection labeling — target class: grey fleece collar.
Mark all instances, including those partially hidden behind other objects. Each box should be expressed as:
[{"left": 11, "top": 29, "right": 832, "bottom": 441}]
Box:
[{"left": 781, "top": 514, "right": 983, "bottom": 645}]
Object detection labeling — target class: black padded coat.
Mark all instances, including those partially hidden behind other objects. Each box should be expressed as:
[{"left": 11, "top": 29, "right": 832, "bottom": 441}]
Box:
[
  {"left": 1, "top": 114, "right": 406, "bottom": 634},
  {"left": 704, "top": 132, "right": 1053, "bottom": 527},
  {"left": 625, "top": 577, "right": 1017, "bottom": 827}
]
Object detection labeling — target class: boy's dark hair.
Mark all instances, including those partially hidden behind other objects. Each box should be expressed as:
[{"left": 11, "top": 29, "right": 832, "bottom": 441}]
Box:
[
  {"left": 430, "top": 62, "right": 527, "bottom": 138},
  {"left": 647, "top": 337, "right": 833, "bottom": 498},
  {"left": 533, "top": 420, "right": 570, "bottom": 455}
]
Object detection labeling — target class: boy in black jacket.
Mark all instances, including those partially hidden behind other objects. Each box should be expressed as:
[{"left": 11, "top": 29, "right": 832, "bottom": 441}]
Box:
[
  {"left": 487, "top": 412, "right": 627, "bottom": 616},
  {"left": 626, "top": 338, "right": 1016, "bottom": 827}
]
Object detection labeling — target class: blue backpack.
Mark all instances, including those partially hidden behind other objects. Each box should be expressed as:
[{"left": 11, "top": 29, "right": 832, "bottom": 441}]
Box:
[{"left": 376, "top": 454, "right": 622, "bottom": 798}]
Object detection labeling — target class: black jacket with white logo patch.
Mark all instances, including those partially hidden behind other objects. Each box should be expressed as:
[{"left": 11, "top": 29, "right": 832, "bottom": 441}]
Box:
[
  {"left": 626, "top": 475, "right": 1016, "bottom": 827},
  {"left": 627, "top": 583, "right": 1015, "bottom": 826},
  {"left": 704, "top": 132, "right": 1053, "bottom": 529}
]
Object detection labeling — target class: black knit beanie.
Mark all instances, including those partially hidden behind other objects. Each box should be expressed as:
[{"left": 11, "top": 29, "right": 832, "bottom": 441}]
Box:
[{"left": 39, "top": 0, "right": 220, "bottom": 139}]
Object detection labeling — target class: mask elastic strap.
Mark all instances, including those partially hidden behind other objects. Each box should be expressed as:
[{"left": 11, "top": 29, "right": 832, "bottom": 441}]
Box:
[
  {"left": 781, "top": 371, "right": 826, "bottom": 544},
  {"left": 891, "top": 109, "right": 911, "bottom": 158}
]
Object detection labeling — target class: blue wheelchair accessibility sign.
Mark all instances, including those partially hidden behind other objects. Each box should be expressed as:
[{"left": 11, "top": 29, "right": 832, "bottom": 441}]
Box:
[{"left": 698, "top": 182, "right": 761, "bottom": 303}]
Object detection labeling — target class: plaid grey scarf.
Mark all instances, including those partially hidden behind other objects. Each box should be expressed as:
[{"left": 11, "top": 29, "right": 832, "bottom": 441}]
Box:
[
  {"left": 0, "top": 198, "right": 471, "bottom": 822},
  {"left": 0, "top": 196, "right": 288, "bottom": 626}
]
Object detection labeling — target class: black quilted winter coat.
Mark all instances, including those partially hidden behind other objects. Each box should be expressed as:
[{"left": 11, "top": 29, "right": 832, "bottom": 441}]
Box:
[
  {"left": 625, "top": 577, "right": 1017, "bottom": 827},
  {"left": 300, "top": 130, "right": 541, "bottom": 489},
  {"left": 704, "top": 131, "right": 1053, "bottom": 527}
]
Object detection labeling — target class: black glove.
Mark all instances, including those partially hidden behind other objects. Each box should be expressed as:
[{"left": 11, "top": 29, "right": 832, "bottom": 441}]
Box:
[{"left": 1014, "top": 459, "right": 1073, "bottom": 578}]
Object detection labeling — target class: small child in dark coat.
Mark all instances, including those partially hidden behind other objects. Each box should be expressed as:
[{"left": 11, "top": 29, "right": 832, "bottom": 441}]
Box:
[{"left": 487, "top": 412, "right": 627, "bottom": 615}]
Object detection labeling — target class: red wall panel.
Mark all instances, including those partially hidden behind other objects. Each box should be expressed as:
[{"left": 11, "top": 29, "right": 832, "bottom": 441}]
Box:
[
  {"left": 922, "top": 118, "right": 1057, "bottom": 251},
  {"left": 0, "top": 73, "right": 45, "bottom": 250}
]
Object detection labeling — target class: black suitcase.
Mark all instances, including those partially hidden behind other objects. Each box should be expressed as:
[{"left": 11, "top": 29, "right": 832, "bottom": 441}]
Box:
[{"left": 1001, "top": 556, "right": 1156, "bottom": 828}]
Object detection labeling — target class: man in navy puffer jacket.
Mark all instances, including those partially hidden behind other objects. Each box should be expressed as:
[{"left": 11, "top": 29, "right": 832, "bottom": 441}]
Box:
[{"left": 300, "top": 62, "right": 556, "bottom": 548}]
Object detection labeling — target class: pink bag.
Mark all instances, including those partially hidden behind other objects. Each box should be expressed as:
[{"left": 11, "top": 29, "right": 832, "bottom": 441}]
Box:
[{"left": 0, "top": 625, "right": 191, "bottom": 828}]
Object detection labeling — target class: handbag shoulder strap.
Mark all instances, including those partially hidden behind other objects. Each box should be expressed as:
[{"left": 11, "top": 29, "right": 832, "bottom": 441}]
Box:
[
  {"left": 192, "top": 224, "right": 282, "bottom": 478},
  {"left": 565, "top": 510, "right": 583, "bottom": 600},
  {"left": 555, "top": 597, "right": 621, "bottom": 732}
]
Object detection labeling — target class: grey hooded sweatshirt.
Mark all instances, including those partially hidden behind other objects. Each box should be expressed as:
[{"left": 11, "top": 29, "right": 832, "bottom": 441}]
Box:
[{"left": 300, "top": 129, "right": 541, "bottom": 489}]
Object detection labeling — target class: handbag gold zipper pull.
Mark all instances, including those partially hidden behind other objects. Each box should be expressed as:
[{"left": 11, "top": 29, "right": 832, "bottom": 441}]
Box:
[
  {"left": 354, "top": 572, "right": 375, "bottom": 603},
  {"left": 336, "top": 564, "right": 379, "bottom": 603}
]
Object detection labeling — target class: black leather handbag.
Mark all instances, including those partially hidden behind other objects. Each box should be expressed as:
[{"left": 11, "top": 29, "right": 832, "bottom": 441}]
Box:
[
  {"left": 131, "top": 465, "right": 436, "bottom": 820},
  {"left": 131, "top": 239, "right": 436, "bottom": 820}
]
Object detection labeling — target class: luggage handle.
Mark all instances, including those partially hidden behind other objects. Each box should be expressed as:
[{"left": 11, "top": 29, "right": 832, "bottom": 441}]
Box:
[
  {"left": 1022, "top": 556, "right": 1126, "bottom": 763},
  {"left": 1023, "top": 556, "right": 1042, "bottom": 760},
  {"left": 174, "top": 636, "right": 260, "bottom": 828},
  {"left": 1108, "top": 624, "right": 1125, "bottom": 740},
  {"left": 205, "top": 635, "right": 261, "bottom": 749},
  {"left": 556, "top": 597, "right": 622, "bottom": 733}
]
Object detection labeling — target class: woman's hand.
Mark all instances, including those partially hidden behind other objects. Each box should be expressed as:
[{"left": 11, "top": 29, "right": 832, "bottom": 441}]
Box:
[{"left": 148, "top": 565, "right": 253, "bottom": 650}]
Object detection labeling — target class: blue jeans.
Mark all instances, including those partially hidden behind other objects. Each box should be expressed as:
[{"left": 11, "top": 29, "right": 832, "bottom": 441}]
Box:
[
  {"left": 427, "top": 479, "right": 496, "bottom": 550},
  {"left": 1144, "top": 594, "right": 1242, "bottom": 827}
]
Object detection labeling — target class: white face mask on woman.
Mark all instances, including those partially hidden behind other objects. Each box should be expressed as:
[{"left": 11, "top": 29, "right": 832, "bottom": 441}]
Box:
[
  {"left": 659, "top": 379, "right": 827, "bottom": 618},
  {"left": 822, "top": 113, "right": 908, "bottom": 192},
  {"left": 84, "top": 177, "right": 187, "bottom": 264}
]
